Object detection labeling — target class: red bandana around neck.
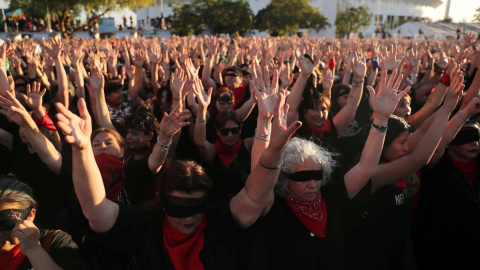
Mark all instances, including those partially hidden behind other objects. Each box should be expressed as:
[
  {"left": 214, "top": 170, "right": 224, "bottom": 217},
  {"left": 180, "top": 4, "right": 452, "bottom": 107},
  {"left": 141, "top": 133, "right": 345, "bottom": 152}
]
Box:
[
  {"left": 449, "top": 156, "right": 478, "bottom": 184},
  {"left": 215, "top": 138, "right": 241, "bottom": 167},
  {"left": 285, "top": 192, "right": 327, "bottom": 237},
  {"left": 95, "top": 154, "right": 125, "bottom": 200},
  {"left": 0, "top": 244, "right": 25, "bottom": 270},
  {"left": 133, "top": 143, "right": 155, "bottom": 156},
  {"left": 306, "top": 119, "right": 332, "bottom": 139},
  {"left": 163, "top": 214, "right": 207, "bottom": 270}
]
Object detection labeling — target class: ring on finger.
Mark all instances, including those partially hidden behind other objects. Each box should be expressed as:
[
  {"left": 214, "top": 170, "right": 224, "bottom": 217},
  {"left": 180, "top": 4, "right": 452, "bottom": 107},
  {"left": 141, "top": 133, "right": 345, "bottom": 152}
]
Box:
[{"left": 392, "top": 89, "right": 397, "bottom": 93}]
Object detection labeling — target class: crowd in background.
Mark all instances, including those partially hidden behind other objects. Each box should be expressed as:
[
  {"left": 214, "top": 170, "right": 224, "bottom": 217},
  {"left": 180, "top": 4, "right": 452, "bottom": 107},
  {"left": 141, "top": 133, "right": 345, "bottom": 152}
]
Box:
[{"left": 0, "top": 33, "right": 479, "bottom": 269}]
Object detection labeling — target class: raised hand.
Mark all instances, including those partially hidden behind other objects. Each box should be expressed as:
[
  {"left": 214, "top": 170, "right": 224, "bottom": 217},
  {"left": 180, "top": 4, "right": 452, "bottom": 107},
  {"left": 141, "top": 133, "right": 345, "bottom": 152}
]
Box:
[
  {"left": 279, "top": 63, "right": 293, "bottom": 89},
  {"left": 45, "top": 38, "right": 63, "bottom": 59},
  {"left": 55, "top": 98, "right": 92, "bottom": 150},
  {"left": 158, "top": 104, "right": 191, "bottom": 138},
  {"left": 185, "top": 57, "right": 200, "bottom": 79},
  {"left": 352, "top": 51, "right": 366, "bottom": 79},
  {"left": 367, "top": 70, "right": 410, "bottom": 118},
  {"left": 0, "top": 91, "right": 31, "bottom": 127},
  {"left": 149, "top": 47, "right": 162, "bottom": 65},
  {"left": 443, "top": 69, "right": 464, "bottom": 111},
  {"left": 251, "top": 67, "right": 279, "bottom": 120},
  {"left": 70, "top": 48, "right": 84, "bottom": 67},
  {"left": 380, "top": 44, "right": 403, "bottom": 71},
  {"left": 22, "top": 82, "right": 46, "bottom": 111},
  {"left": 87, "top": 66, "right": 105, "bottom": 90},
  {"left": 269, "top": 90, "right": 301, "bottom": 151},
  {"left": 170, "top": 68, "right": 187, "bottom": 99},
  {"left": 322, "top": 68, "right": 334, "bottom": 91},
  {"left": 192, "top": 79, "right": 212, "bottom": 108}
]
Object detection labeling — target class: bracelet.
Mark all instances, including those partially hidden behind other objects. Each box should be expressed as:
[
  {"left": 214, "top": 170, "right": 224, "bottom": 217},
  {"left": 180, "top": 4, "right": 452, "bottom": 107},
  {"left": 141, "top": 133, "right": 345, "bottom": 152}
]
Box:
[
  {"left": 259, "top": 158, "right": 283, "bottom": 170},
  {"left": 352, "top": 79, "right": 364, "bottom": 86},
  {"left": 157, "top": 136, "right": 172, "bottom": 152},
  {"left": 254, "top": 135, "right": 270, "bottom": 142},
  {"left": 439, "top": 72, "right": 450, "bottom": 87},
  {"left": 371, "top": 122, "right": 388, "bottom": 133},
  {"left": 458, "top": 110, "right": 469, "bottom": 122},
  {"left": 255, "top": 128, "right": 271, "bottom": 139},
  {"left": 196, "top": 119, "right": 206, "bottom": 125}
]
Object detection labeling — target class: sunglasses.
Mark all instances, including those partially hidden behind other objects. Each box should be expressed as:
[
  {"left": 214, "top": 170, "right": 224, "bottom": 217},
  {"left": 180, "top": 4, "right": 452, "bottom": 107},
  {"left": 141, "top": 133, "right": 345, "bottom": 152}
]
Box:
[
  {"left": 219, "top": 127, "right": 240, "bottom": 136},
  {"left": 15, "top": 83, "right": 27, "bottom": 88},
  {"left": 218, "top": 100, "right": 233, "bottom": 106},
  {"left": 224, "top": 73, "right": 239, "bottom": 77}
]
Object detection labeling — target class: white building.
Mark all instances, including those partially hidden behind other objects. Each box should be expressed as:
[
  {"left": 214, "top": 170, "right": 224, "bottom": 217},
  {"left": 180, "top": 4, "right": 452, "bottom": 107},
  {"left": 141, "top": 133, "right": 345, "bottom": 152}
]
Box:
[{"left": 135, "top": 0, "right": 444, "bottom": 37}]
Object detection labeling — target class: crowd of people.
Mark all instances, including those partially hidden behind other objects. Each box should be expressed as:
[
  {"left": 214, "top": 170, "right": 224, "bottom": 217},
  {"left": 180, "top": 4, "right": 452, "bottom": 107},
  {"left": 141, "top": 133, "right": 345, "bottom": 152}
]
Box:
[{"left": 0, "top": 33, "right": 479, "bottom": 269}]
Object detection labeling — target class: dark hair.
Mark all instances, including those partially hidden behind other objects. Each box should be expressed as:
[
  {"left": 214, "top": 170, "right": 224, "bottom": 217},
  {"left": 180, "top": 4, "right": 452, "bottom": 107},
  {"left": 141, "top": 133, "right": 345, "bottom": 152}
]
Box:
[
  {"left": 0, "top": 176, "right": 38, "bottom": 210},
  {"left": 125, "top": 108, "right": 159, "bottom": 136},
  {"left": 104, "top": 79, "right": 124, "bottom": 96},
  {"left": 225, "top": 66, "right": 243, "bottom": 78},
  {"left": 214, "top": 110, "right": 242, "bottom": 129},
  {"left": 384, "top": 115, "right": 410, "bottom": 148},
  {"left": 298, "top": 84, "right": 331, "bottom": 122},
  {"left": 161, "top": 160, "right": 213, "bottom": 194}
]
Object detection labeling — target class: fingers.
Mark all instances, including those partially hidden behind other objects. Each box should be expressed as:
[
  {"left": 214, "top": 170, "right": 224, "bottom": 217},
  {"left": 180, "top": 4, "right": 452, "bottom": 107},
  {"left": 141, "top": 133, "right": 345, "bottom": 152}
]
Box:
[
  {"left": 397, "top": 86, "right": 411, "bottom": 99},
  {"left": 386, "top": 69, "right": 398, "bottom": 89}
]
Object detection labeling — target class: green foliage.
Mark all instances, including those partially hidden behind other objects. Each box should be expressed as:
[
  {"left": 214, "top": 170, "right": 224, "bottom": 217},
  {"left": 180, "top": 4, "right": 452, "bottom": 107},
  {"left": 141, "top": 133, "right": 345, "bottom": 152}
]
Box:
[
  {"left": 7, "top": 0, "right": 155, "bottom": 39},
  {"left": 474, "top": 7, "right": 480, "bottom": 22},
  {"left": 171, "top": 0, "right": 254, "bottom": 36},
  {"left": 335, "top": 5, "right": 371, "bottom": 38},
  {"left": 254, "top": 0, "right": 329, "bottom": 36}
]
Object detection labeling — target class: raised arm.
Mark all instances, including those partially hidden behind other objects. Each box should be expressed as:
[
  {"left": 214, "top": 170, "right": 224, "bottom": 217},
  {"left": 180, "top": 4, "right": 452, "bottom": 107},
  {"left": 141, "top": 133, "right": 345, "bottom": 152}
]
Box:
[
  {"left": 286, "top": 56, "right": 314, "bottom": 126},
  {"left": 45, "top": 38, "right": 69, "bottom": 108},
  {"left": 56, "top": 99, "right": 119, "bottom": 233},
  {"left": 333, "top": 51, "right": 365, "bottom": 136},
  {"left": 230, "top": 91, "right": 301, "bottom": 229},
  {"left": 371, "top": 70, "right": 464, "bottom": 191},
  {"left": 344, "top": 70, "right": 410, "bottom": 198},
  {"left": 0, "top": 91, "right": 62, "bottom": 175},
  {"left": 249, "top": 68, "right": 279, "bottom": 169},
  {"left": 22, "top": 82, "right": 62, "bottom": 151},
  {"left": 193, "top": 79, "right": 216, "bottom": 164},
  {"left": 149, "top": 104, "right": 190, "bottom": 174}
]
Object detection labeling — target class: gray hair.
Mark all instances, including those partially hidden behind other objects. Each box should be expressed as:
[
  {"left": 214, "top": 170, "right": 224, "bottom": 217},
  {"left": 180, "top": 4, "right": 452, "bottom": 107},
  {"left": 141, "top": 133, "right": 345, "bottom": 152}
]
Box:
[
  {"left": 276, "top": 137, "right": 337, "bottom": 197},
  {"left": 0, "top": 176, "right": 38, "bottom": 210}
]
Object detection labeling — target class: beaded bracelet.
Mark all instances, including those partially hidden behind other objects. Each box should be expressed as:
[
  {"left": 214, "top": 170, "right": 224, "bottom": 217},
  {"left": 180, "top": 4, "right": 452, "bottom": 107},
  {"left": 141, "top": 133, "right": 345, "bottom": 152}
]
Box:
[
  {"left": 352, "top": 79, "right": 364, "bottom": 86},
  {"left": 371, "top": 122, "right": 388, "bottom": 133},
  {"left": 255, "top": 128, "right": 271, "bottom": 140},
  {"left": 196, "top": 119, "right": 206, "bottom": 125},
  {"left": 157, "top": 136, "right": 172, "bottom": 152},
  {"left": 458, "top": 110, "right": 469, "bottom": 123}
]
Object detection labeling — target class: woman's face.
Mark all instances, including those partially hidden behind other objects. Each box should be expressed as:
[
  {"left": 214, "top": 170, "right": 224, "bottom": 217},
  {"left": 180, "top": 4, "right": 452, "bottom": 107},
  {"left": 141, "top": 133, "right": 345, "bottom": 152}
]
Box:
[
  {"left": 126, "top": 129, "right": 153, "bottom": 151},
  {"left": 287, "top": 159, "right": 322, "bottom": 202},
  {"left": 224, "top": 72, "right": 242, "bottom": 89},
  {"left": 216, "top": 120, "right": 240, "bottom": 148},
  {"left": 165, "top": 190, "right": 205, "bottom": 235},
  {"left": 304, "top": 102, "right": 329, "bottom": 127},
  {"left": 337, "top": 95, "right": 348, "bottom": 108},
  {"left": 92, "top": 132, "right": 124, "bottom": 158},
  {"left": 393, "top": 98, "right": 411, "bottom": 120},
  {"left": 383, "top": 131, "right": 409, "bottom": 162},
  {"left": 0, "top": 202, "right": 35, "bottom": 253},
  {"left": 448, "top": 141, "right": 480, "bottom": 163},
  {"left": 215, "top": 93, "right": 233, "bottom": 112}
]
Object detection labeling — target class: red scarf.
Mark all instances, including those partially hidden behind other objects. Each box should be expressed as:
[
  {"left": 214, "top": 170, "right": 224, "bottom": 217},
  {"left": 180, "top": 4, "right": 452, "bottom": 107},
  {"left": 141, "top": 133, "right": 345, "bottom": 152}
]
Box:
[
  {"left": 133, "top": 143, "right": 155, "bottom": 156},
  {"left": 450, "top": 156, "right": 478, "bottom": 184},
  {"left": 215, "top": 138, "right": 241, "bottom": 167},
  {"left": 0, "top": 244, "right": 25, "bottom": 269},
  {"left": 163, "top": 215, "right": 207, "bottom": 270},
  {"left": 95, "top": 154, "right": 125, "bottom": 200},
  {"left": 306, "top": 119, "right": 332, "bottom": 139},
  {"left": 285, "top": 192, "right": 327, "bottom": 237},
  {"left": 32, "top": 114, "right": 57, "bottom": 131}
]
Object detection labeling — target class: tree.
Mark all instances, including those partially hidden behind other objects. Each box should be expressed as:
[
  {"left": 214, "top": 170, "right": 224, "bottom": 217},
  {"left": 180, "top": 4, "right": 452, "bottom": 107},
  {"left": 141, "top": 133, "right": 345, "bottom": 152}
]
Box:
[
  {"left": 335, "top": 5, "right": 372, "bottom": 38},
  {"left": 254, "top": 0, "right": 329, "bottom": 36},
  {"left": 474, "top": 7, "right": 480, "bottom": 22},
  {"left": 171, "top": 0, "right": 254, "bottom": 36},
  {"left": 7, "top": 0, "right": 155, "bottom": 39}
]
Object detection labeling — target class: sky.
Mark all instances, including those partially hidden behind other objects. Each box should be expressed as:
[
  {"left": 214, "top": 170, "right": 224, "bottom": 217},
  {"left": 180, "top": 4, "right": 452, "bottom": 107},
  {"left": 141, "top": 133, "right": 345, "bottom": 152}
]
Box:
[{"left": 432, "top": 0, "right": 479, "bottom": 22}]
